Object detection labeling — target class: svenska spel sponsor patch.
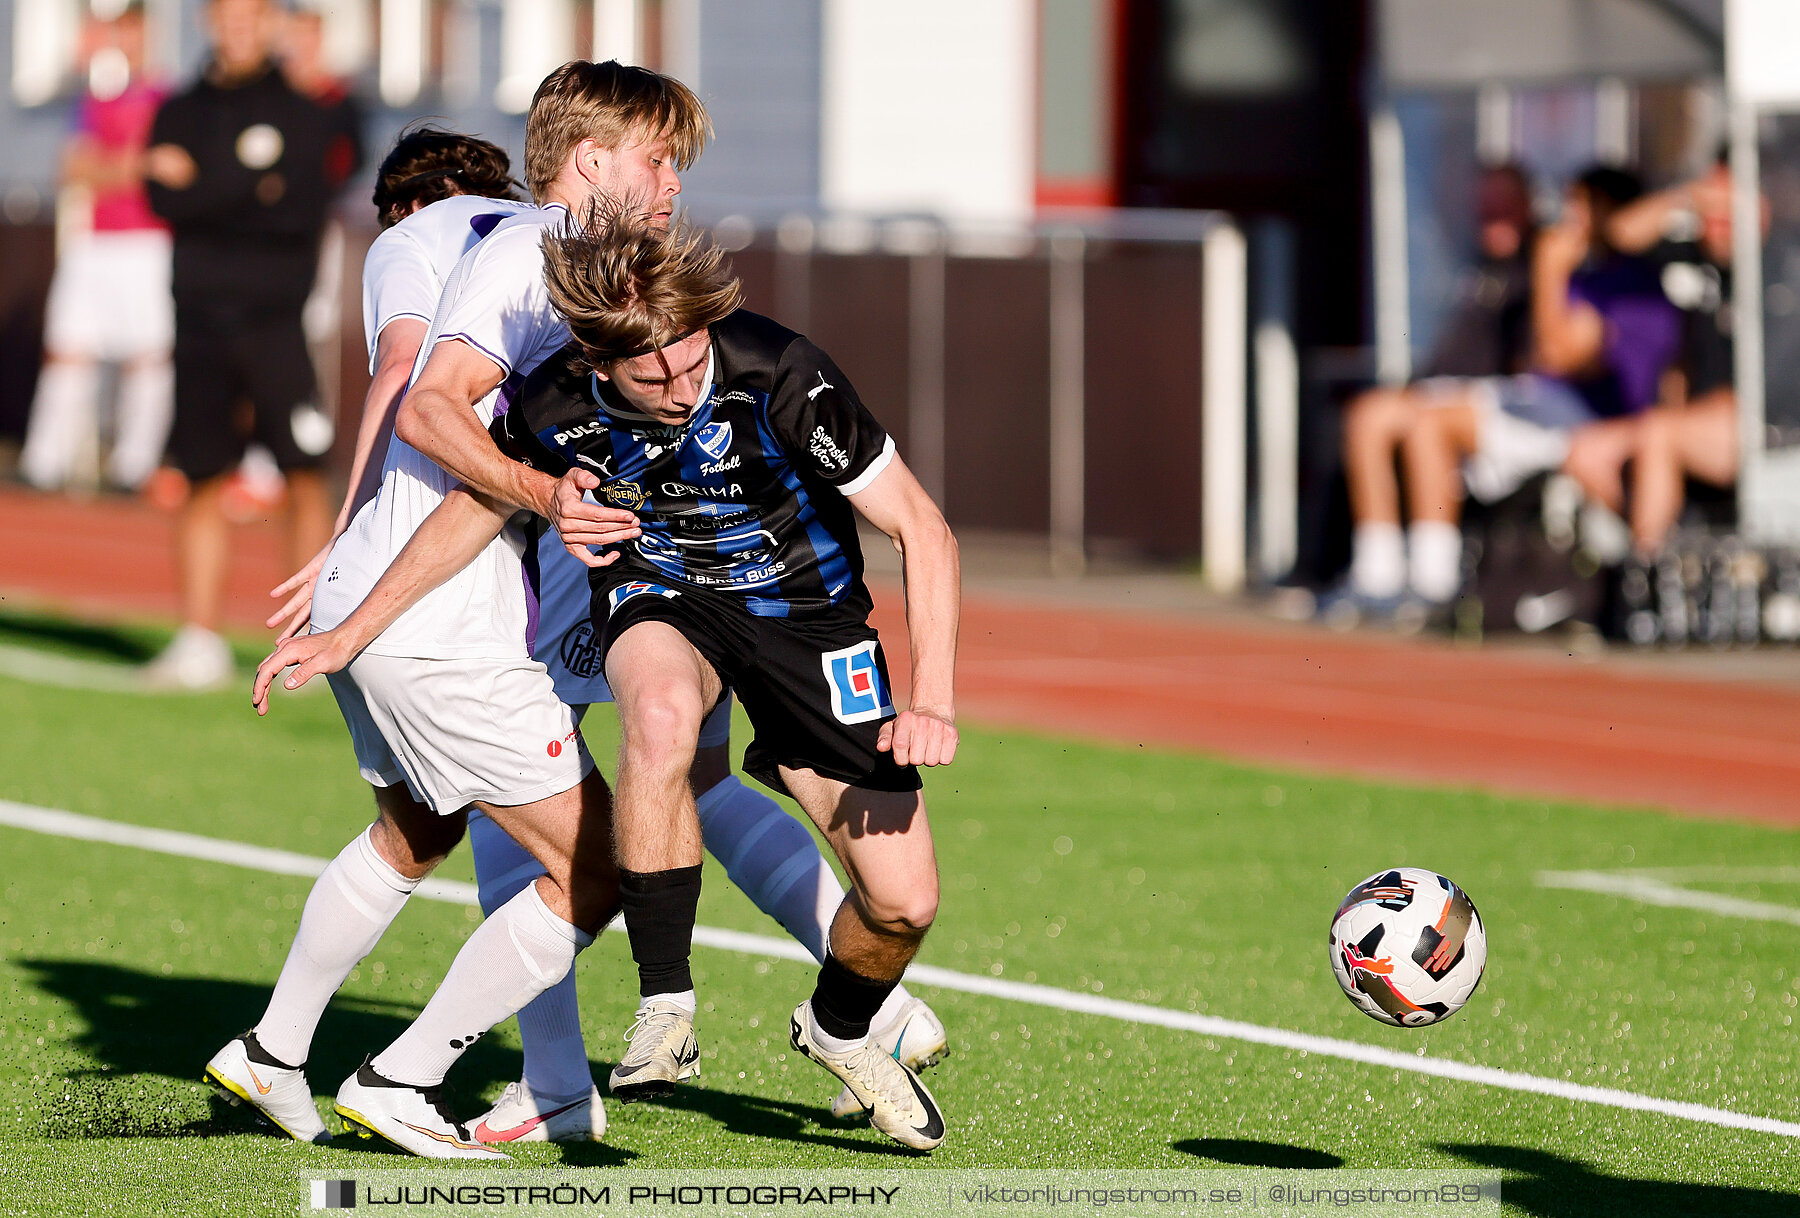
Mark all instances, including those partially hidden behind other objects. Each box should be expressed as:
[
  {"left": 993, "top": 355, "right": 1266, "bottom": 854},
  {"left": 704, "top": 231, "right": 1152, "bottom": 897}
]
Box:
[{"left": 821, "top": 641, "right": 893, "bottom": 724}]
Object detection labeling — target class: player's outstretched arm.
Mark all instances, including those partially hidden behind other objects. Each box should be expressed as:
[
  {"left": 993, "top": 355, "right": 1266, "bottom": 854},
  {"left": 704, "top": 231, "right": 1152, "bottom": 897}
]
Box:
[
  {"left": 252, "top": 486, "right": 510, "bottom": 714},
  {"left": 267, "top": 319, "right": 429, "bottom": 641},
  {"left": 848, "top": 457, "right": 961, "bottom": 767}
]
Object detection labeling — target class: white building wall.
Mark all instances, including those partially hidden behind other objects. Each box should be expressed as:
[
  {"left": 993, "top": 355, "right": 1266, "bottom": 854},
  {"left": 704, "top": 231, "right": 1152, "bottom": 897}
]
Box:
[{"left": 820, "top": 0, "right": 1035, "bottom": 223}]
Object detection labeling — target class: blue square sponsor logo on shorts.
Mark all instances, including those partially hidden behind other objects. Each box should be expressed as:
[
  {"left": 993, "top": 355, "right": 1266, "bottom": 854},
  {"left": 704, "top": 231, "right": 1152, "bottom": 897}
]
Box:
[
  {"left": 607, "top": 581, "right": 680, "bottom": 614},
  {"left": 821, "top": 641, "right": 893, "bottom": 725}
]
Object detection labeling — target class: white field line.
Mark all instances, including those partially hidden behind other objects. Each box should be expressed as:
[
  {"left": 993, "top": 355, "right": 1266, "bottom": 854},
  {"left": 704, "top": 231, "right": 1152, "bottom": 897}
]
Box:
[
  {"left": 1537, "top": 870, "right": 1800, "bottom": 928},
  {"left": 1617, "top": 866, "right": 1800, "bottom": 883},
  {"left": 5, "top": 799, "right": 1799, "bottom": 1141}
]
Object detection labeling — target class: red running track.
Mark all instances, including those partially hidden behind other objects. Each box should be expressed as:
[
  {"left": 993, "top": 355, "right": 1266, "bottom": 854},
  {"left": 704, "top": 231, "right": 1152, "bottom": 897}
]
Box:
[{"left": 3, "top": 485, "right": 1796, "bottom": 825}]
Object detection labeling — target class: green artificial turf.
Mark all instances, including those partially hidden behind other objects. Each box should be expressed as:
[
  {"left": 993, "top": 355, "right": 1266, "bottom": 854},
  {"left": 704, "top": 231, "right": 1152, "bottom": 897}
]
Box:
[{"left": 0, "top": 619, "right": 1797, "bottom": 1215}]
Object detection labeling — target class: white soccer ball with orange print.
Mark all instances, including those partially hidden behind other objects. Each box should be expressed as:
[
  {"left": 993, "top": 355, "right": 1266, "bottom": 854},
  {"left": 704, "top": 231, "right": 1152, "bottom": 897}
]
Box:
[{"left": 1328, "top": 867, "right": 1487, "bottom": 1027}]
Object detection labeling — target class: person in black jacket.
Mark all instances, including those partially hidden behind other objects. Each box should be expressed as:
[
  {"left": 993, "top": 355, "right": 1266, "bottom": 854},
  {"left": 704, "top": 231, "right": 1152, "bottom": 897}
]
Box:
[{"left": 142, "top": 0, "right": 360, "bottom": 688}]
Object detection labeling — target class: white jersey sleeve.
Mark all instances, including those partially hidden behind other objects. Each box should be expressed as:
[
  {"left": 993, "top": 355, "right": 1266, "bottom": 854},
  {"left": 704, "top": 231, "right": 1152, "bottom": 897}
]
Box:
[
  {"left": 359, "top": 196, "right": 538, "bottom": 372},
  {"left": 423, "top": 209, "right": 573, "bottom": 385},
  {"left": 360, "top": 227, "right": 437, "bottom": 372}
]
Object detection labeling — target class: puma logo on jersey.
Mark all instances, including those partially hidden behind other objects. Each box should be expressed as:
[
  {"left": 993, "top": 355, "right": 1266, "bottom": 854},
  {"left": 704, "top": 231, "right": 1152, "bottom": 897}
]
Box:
[{"left": 807, "top": 372, "right": 834, "bottom": 401}]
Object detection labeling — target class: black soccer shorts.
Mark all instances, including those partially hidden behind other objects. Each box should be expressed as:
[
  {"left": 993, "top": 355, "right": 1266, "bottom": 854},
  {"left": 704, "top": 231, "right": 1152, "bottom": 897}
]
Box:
[
  {"left": 593, "top": 572, "right": 922, "bottom": 799},
  {"left": 167, "top": 302, "right": 329, "bottom": 482}
]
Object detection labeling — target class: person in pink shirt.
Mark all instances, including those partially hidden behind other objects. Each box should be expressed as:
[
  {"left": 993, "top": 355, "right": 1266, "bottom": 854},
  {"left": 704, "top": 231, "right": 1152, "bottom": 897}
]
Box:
[{"left": 20, "top": 1, "right": 173, "bottom": 492}]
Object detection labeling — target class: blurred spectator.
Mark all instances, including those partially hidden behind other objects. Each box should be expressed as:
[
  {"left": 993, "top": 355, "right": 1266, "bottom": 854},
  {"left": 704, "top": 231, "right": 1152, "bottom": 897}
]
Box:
[
  {"left": 1562, "top": 158, "right": 1742, "bottom": 557},
  {"left": 1415, "top": 163, "right": 1538, "bottom": 379},
  {"left": 282, "top": 0, "right": 363, "bottom": 364},
  {"left": 18, "top": 2, "right": 173, "bottom": 493},
  {"left": 1322, "top": 166, "right": 1682, "bottom": 625},
  {"left": 140, "top": 0, "right": 362, "bottom": 688}
]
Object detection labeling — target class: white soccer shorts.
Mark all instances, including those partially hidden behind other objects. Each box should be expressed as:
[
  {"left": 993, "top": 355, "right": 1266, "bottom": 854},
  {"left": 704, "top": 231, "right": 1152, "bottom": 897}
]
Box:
[
  {"left": 43, "top": 230, "right": 174, "bottom": 360},
  {"left": 327, "top": 652, "right": 593, "bottom": 813}
]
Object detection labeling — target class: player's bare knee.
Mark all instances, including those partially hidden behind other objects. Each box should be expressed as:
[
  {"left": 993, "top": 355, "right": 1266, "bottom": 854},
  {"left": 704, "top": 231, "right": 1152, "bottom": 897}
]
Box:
[
  {"left": 858, "top": 884, "right": 938, "bottom": 937},
  {"left": 622, "top": 696, "right": 703, "bottom": 772}
]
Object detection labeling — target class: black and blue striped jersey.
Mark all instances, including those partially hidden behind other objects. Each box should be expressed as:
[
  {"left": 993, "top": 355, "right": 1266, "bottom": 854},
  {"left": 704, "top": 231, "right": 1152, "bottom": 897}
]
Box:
[{"left": 490, "top": 309, "right": 898, "bottom": 619}]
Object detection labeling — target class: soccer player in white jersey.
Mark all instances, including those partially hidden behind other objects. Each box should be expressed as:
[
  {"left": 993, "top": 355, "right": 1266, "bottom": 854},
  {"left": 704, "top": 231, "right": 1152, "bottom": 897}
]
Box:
[
  {"left": 200, "top": 76, "right": 694, "bottom": 1160},
  {"left": 201, "top": 127, "right": 623, "bottom": 1160},
  {"left": 349, "top": 63, "right": 940, "bottom": 1126}
]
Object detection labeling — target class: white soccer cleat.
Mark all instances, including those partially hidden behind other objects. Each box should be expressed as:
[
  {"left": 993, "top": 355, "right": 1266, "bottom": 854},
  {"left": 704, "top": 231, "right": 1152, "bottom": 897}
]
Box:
[
  {"left": 827, "top": 996, "right": 949, "bottom": 1119},
  {"left": 142, "top": 624, "right": 233, "bottom": 691},
  {"left": 791, "top": 1000, "right": 946, "bottom": 1151},
  {"left": 607, "top": 999, "right": 700, "bottom": 1102},
  {"left": 334, "top": 1058, "right": 505, "bottom": 1160},
  {"left": 469, "top": 1081, "right": 607, "bottom": 1144},
  {"left": 203, "top": 1032, "right": 330, "bottom": 1144}
]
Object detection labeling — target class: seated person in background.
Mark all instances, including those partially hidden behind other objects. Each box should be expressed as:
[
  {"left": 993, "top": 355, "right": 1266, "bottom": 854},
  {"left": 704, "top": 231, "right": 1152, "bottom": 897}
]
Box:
[
  {"left": 1562, "top": 157, "right": 1740, "bottom": 558},
  {"left": 1323, "top": 166, "right": 1682, "bottom": 624},
  {"left": 1408, "top": 162, "right": 1538, "bottom": 380}
]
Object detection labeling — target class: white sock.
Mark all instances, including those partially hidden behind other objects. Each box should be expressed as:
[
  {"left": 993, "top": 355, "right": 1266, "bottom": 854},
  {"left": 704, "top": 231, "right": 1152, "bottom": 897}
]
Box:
[
  {"left": 1350, "top": 522, "right": 1406, "bottom": 598},
  {"left": 696, "top": 775, "right": 919, "bottom": 1020},
  {"left": 106, "top": 359, "right": 174, "bottom": 488},
  {"left": 19, "top": 361, "right": 100, "bottom": 490},
  {"left": 469, "top": 814, "right": 592, "bottom": 1098},
  {"left": 1407, "top": 521, "right": 1464, "bottom": 603},
  {"left": 254, "top": 826, "right": 420, "bottom": 1066},
  {"left": 641, "top": 989, "right": 696, "bottom": 1015},
  {"left": 372, "top": 883, "right": 593, "bottom": 1087}
]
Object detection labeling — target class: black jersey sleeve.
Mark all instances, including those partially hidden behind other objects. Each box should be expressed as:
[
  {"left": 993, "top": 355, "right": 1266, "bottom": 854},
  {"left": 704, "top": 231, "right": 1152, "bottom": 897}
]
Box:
[
  {"left": 765, "top": 337, "right": 896, "bottom": 493},
  {"left": 489, "top": 402, "right": 573, "bottom": 479}
]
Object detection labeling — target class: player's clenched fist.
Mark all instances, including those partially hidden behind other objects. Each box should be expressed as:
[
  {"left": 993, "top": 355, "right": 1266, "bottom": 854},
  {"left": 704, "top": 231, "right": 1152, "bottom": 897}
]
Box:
[
  {"left": 252, "top": 631, "right": 357, "bottom": 715},
  {"left": 878, "top": 708, "right": 958, "bottom": 768}
]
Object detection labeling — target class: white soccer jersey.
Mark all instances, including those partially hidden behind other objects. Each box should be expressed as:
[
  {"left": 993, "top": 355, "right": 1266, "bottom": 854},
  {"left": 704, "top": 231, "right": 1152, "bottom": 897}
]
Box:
[
  {"left": 358, "top": 195, "right": 535, "bottom": 371},
  {"left": 313, "top": 199, "right": 587, "bottom": 662}
]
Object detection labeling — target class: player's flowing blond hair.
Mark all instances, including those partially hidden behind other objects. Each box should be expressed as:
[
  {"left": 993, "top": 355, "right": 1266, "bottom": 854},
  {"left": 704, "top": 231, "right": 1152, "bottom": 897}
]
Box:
[
  {"left": 524, "top": 60, "right": 710, "bottom": 199},
  {"left": 542, "top": 196, "right": 743, "bottom": 372}
]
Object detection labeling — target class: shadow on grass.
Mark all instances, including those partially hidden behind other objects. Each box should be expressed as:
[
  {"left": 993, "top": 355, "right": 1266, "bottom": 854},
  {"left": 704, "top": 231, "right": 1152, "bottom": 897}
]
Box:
[
  {"left": 19, "top": 958, "right": 851, "bottom": 1160},
  {"left": 642, "top": 1085, "right": 933, "bottom": 1157},
  {"left": 1173, "top": 1138, "right": 1344, "bottom": 1169},
  {"left": 20, "top": 959, "right": 518, "bottom": 1139},
  {"left": 1436, "top": 1143, "right": 1800, "bottom": 1218},
  {"left": 0, "top": 610, "right": 160, "bottom": 663}
]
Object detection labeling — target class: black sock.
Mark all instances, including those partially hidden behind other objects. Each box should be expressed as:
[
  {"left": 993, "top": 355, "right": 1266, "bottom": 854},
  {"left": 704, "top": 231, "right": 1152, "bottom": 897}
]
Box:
[
  {"left": 242, "top": 1029, "right": 301, "bottom": 1071},
  {"left": 619, "top": 865, "right": 703, "bottom": 997},
  {"left": 809, "top": 954, "right": 899, "bottom": 1041}
]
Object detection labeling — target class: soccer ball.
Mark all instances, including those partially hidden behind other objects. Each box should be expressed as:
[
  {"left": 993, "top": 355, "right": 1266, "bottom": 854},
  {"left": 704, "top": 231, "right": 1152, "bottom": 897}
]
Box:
[{"left": 1328, "top": 867, "right": 1486, "bottom": 1027}]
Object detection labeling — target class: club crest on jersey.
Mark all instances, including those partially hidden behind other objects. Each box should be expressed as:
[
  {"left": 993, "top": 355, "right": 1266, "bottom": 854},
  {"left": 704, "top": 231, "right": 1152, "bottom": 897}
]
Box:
[
  {"left": 694, "top": 421, "right": 732, "bottom": 461},
  {"left": 602, "top": 479, "right": 646, "bottom": 510},
  {"left": 607, "top": 581, "right": 680, "bottom": 613},
  {"left": 821, "top": 641, "right": 893, "bottom": 725}
]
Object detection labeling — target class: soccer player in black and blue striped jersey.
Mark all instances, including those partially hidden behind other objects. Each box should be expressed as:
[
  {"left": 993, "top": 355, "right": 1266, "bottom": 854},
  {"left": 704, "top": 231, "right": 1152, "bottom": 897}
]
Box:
[
  {"left": 503, "top": 210, "right": 960, "bottom": 1150},
  {"left": 270, "top": 205, "right": 960, "bottom": 1149}
]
